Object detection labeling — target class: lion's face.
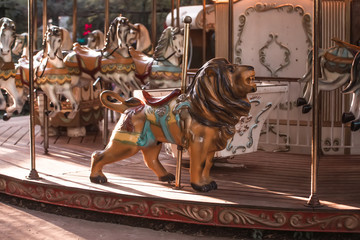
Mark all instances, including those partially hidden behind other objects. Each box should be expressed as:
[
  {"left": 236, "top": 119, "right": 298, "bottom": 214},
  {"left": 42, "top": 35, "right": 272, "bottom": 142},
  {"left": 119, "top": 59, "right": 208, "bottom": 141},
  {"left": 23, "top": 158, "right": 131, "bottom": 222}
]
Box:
[{"left": 229, "top": 65, "right": 257, "bottom": 97}]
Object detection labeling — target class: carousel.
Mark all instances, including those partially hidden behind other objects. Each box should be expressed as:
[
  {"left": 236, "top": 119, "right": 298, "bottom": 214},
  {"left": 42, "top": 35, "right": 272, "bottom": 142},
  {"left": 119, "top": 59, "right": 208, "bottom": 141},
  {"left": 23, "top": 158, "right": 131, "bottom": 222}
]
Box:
[{"left": 0, "top": 0, "right": 360, "bottom": 234}]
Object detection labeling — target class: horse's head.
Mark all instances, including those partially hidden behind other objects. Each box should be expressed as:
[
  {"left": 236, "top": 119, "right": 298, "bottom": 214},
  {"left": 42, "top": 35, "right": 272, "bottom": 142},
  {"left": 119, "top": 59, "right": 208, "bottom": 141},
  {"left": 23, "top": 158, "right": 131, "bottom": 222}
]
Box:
[
  {"left": 154, "top": 27, "right": 184, "bottom": 62},
  {"left": 43, "top": 26, "right": 63, "bottom": 59},
  {"left": 0, "top": 17, "right": 16, "bottom": 59},
  {"left": 104, "top": 16, "right": 132, "bottom": 52},
  {"left": 12, "top": 33, "right": 28, "bottom": 56},
  {"left": 87, "top": 30, "right": 104, "bottom": 49},
  {"left": 116, "top": 17, "right": 132, "bottom": 49},
  {"left": 170, "top": 27, "right": 184, "bottom": 58}
]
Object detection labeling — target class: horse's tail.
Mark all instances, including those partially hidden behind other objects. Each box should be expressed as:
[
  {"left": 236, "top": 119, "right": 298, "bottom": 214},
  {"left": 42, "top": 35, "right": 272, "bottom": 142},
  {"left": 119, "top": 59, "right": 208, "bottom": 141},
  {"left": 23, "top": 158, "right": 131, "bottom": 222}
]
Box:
[
  {"left": 100, "top": 90, "right": 143, "bottom": 113},
  {"left": 343, "top": 51, "right": 360, "bottom": 94}
]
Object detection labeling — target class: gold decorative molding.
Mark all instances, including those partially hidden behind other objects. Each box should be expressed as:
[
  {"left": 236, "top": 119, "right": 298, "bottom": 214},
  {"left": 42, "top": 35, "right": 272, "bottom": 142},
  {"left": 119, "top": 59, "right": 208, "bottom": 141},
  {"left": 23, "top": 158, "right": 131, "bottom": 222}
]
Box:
[
  {"left": 219, "top": 209, "right": 287, "bottom": 227},
  {"left": 0, "top": 178, "right": 6, "bottom": 190},
  {"left": 290, "top": 214, "right": 360, "bottom": 230},
  {"left": 151, "top": 204, "right": 213, "bottom": 223},
  {"left": 234, "top": 3, "right": 312, "bottom": 65},
  {"left": 94, "top": 197, "right": 149, "bottom": 215},
  {"left": 8, "top": 181, "right": 45, "bottom": 199},
  {"left": 45, "top": 189, "right": 91, "bottom": 208}
]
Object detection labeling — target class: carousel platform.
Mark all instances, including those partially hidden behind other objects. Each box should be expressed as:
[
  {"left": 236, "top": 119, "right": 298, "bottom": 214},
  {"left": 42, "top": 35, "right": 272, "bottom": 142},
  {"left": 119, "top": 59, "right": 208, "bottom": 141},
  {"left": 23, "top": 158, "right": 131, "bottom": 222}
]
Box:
[{"left": 0, "top": 116, "right": 359, "bottom": 233}]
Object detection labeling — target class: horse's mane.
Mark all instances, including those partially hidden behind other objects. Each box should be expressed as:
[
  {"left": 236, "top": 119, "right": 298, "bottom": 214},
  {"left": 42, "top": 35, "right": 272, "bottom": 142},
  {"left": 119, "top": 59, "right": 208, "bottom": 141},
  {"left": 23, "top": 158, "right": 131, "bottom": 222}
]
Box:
[
  {"left": 153, "top": 26, "right": 182, "bottom": 60},
  {"left": 187, "top": 58, "right": 251, "bottom": 142}
]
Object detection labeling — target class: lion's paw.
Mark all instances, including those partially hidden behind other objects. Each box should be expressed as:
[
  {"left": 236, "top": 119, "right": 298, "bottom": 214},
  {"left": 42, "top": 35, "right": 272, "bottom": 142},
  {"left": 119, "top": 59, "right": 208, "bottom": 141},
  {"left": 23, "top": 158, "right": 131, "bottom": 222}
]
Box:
[
  {"left": 191, "top": 181, "right": 218, "bottom": 192},
  {"left": 90, "top": 175, "right": 108, "bottom": 184},
  {"left": 158, "top": 173, "right": 175, "bottom": 183}
]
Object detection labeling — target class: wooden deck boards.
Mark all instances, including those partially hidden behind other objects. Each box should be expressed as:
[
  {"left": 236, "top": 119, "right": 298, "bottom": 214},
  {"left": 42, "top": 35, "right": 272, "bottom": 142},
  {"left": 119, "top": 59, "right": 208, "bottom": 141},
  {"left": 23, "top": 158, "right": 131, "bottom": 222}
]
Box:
[
  {"left": 0, "top": 116, "right": 359, "bottom": 209},
  {"left": 1, "top": 116, "right": 360, "bottom": 232}
]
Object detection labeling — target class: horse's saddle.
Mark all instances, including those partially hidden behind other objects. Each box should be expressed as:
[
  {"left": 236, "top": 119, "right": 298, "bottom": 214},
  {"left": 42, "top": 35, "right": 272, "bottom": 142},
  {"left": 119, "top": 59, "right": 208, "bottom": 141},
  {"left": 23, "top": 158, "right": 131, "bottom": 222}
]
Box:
[
  {"left": 324, "top": 51, "right": 353, "bottom": 74},
  {"left": 70, "top": 43, "right": 102, "bottom": 73},
  {"left": 141, "top": 89, "right": 181, "bottom": 107},
  {"left": 129, "top": 46, "right": 153, "bottom": 80}
]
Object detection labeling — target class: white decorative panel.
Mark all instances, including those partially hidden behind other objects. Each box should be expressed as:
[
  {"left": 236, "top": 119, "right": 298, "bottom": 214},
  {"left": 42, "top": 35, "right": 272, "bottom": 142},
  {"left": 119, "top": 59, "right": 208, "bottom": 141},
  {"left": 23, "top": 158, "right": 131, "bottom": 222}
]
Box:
[{"left": 233, "top": 0, "right": 313, "bottom": 78}]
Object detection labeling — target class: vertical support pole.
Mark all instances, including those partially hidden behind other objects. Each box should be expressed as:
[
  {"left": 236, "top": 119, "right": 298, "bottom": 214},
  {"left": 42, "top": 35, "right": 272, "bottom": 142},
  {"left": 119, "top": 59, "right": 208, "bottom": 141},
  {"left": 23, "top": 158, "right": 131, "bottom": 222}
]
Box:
[
  {"left": 307, "top": 0, "right": 322, "bottom": 207},
  {"left": 42, "top": 0, "right": 49, "bottom": 154},
  {"left": 104, "top": 0, "right": 109, "bottom": 34},
  {"left": 27, "top": 0, "right": 40, "bottom": 180},
  {"left": 175, "top": 16, "right": 191, "bottom": 189},
  {"left": 42, "top": 0, "right": 47, "bottom": 37},
  {"left": 151, "top": 0, "right": 157, "bottom": 50},
  {"left": 228, "top": 0, "right": 234, "bottom": 63},
  {"left": 202, "top": 0, "right": 207, "bottom": 64},
  {"left": 171, "top": 0, "right": 175, "bottom": 27},
  {"left": 33, "top": 0, "right": 37, "bottom": 50},
  {"left": 176, "top": 0, "right": 180, "bottom": 28},
  {"left": 43, "top": 94, "right": 49, "bottom": 154},
  {"left": 102, "top": 0, "right": 109, "bottom": 148},
  {"left": 72, "top": 0, "right": 77, "bottom": 42}
]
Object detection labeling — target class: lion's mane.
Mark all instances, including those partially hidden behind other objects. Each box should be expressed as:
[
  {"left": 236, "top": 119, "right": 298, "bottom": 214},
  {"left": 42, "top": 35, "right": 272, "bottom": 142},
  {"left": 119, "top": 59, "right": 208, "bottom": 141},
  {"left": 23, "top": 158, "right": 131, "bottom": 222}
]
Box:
[{"left": 187, "top": 58, "right": 251, "bottom": 146}]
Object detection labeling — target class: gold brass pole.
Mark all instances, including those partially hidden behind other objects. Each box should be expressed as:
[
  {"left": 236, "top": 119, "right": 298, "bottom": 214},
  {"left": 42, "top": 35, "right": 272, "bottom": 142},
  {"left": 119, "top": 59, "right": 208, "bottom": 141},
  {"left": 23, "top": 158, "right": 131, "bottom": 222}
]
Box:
[
  {"left": 42, "top": 0, "right": 47, "bottom": 36},
  {"left": 228, "top": 0, "right": 233, "bottom": 63},
  {"left": 175, "top": 16, "right": 191, "bottom": 189},
  {"left": 42, "top": 0, "right": 49, "bottom": 154},
  {"left": 27, "top": 0, "right": 40, "bottom": 179},
  {"left": 102, "top": 0, "right": 109, "bottom": 148},
  {"left": 202, "top": 0, "right": 206, "bottom": 64},
  {"left": 307, "top": 0, "right": 322, "bottom": 207},
  {"left": 72, "top": 0, "right": 77, "bottom": 42},
  {"left": 33, "top": 0, "right": 37, "bottom": 50}
]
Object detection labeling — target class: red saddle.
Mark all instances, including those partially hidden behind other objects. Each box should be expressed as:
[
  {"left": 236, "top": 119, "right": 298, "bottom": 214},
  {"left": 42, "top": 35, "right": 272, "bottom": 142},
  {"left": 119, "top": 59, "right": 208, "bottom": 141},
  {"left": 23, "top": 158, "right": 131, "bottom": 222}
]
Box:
[{"left": 142, "top": 89, "right": 181, "bottom": 107}]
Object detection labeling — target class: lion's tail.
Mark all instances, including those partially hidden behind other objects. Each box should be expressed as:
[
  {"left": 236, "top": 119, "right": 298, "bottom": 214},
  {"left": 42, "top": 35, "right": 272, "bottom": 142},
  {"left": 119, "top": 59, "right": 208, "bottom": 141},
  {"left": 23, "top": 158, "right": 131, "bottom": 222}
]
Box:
[{"left": 100, "top": 90, "right": 142, "bottom": 113}]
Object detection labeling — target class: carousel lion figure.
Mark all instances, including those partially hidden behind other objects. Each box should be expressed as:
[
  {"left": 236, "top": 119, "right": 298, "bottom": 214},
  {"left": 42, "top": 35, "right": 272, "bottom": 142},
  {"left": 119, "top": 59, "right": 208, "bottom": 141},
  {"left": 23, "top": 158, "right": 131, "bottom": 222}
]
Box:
[{"left": 90, "top": 58, "right": 257, "bottom": 192}]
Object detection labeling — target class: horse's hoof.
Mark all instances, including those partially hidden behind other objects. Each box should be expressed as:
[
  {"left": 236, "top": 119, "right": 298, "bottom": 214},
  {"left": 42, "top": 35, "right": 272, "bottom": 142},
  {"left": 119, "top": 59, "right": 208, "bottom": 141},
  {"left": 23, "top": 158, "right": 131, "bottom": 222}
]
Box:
[
  {"left": 2, "top": 114, "right": 11, "bottom": 121},
  {"left": 351, "top": 120, "right": 360, "bottom": 131},
  {"left": 302, "top": 104, "right": 312, "bottom": 114},
  {"left": 296, "top": 98, "right": 307, "bottom": 107},
  {"left": 90, "top": 175, "right": 108, "bottom": 184},
  {"left": 159, "top": 173, "right": 175, "bottom": 182},
  {"left": 191, "top": 181, "right": 218, "bottom": 192},
  {"left": 342, "top": 112, "right": 355, "bottom": 123}
]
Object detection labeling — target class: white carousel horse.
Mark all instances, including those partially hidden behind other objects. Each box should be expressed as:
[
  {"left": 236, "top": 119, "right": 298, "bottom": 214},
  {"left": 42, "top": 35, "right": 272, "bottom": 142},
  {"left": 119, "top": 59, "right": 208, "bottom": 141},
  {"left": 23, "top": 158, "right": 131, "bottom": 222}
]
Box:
[
  {"left": 129, "top": 26, "right": 184, "bottom": 89},
  {"left": 127, "top": 23, "right": 153, "bottom": 56},
  {"left": 86, "top": 30, "right": 104, "bottom": 50},
  {"left": 35, "top": 26, "right": 81, "bottom": 119},
  {"left": 297, "top": 40, "right": 354, "bottom": 113},
  {"left": 12, "top": 32, "right": 28, "bottom": 57},
  {"left": 341, "top": 51, "right": 360, "bottom": 131},
  {"left": 0, "top": 17, "right": 26, "bottom": 121},
  {"left": 64, "top": 16, "right": 140, "bottom": 98}
]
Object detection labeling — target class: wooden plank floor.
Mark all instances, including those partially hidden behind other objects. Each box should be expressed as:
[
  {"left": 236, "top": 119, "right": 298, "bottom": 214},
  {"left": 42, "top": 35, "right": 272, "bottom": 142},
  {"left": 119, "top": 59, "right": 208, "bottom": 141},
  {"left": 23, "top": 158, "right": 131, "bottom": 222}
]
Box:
[{"left": 0, "top": 116, "right": 360, "bottom": 211}]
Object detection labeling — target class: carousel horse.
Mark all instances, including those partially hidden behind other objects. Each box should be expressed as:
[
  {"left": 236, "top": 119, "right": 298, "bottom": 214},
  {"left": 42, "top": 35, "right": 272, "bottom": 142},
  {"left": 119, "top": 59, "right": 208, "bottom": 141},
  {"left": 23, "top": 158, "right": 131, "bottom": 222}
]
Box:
[
  {"left": 64, "top": 16, "right": 140, "bottom": 98},
  {"left": 34, "top": 26, "right": 81, "bottom": 119},
  {"left": 127, "top": 23, "right": 153, "bottom": 56},
  {"left": 90, "top": 58, "right": 257, "bottom": 192},
  {"left": 297, "top": 38, "right": 355, "bottom": 113},
  {"left": 86, "top": 30, "right": 104, "bottom": 50},
  {"left": 129, "top": 26, "right": 184, "bottom": 89},
  {"left": 12, "top": 32, "right": 28, "bottom": 57},
  {"left": 0, "top": 17, "right": 26, "bottom": 121},
  {"left": 341, "top": 51, "right": 360, "bottom": 130}
]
